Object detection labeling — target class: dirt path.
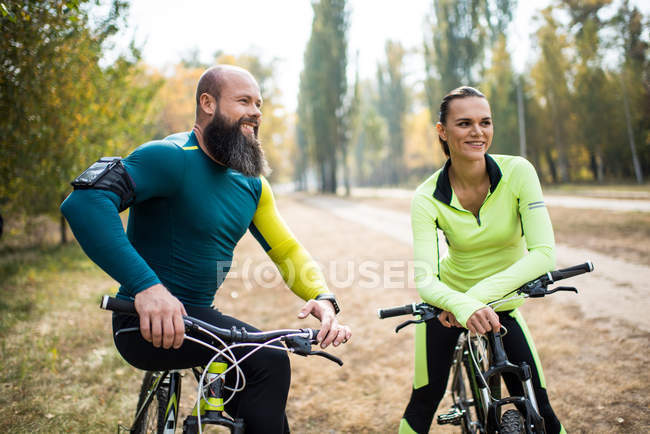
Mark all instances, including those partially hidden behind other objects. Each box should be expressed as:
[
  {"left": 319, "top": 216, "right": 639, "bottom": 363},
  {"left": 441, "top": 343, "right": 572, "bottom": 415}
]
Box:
[{"left": 300, "top": 195, "right": 650, "bottom": 334}]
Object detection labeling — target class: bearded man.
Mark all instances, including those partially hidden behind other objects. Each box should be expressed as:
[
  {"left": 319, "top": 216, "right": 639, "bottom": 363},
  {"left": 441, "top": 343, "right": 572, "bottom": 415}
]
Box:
[{"left": 61, "top": 65, "right": 350, "bottom": 433}]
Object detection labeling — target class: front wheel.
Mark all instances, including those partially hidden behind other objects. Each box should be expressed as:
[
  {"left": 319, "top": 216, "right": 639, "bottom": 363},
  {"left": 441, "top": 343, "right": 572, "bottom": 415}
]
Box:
[
  {"left": 132, "top": 371, "right": 171, "bottom": 434},
  {"left": 498, "top": 409, "right": 524, "bottom": 434}
]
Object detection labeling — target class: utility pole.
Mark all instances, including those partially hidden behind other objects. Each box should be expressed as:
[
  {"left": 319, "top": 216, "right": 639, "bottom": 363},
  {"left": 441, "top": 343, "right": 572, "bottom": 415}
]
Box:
[{"left": 516, "top": 77, "right": 527, "bottom": 158}]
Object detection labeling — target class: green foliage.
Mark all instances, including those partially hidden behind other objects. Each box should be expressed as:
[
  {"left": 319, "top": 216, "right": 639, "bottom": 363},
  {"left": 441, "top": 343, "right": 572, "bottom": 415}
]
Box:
[
  {"left": 612, "top": 0, "right": 649, "bottom": 181},
  {"left": 376, "top": 40, "right": 409, "bottom": 185},
  {"left": 298, "top": 0, "right": 349, "bottom": 192},
  {"left": 0, "top": 0, "right": 162, "bottom": 220},
  {"left": 481, "top": 35, "right": 519, "bottom": 156},
  {"left": 525, "top": 0, "right": 649, "bottom": 183},
  {"left": 353, "top": 80, "right": 389, "bottom": 186},
  {"left": 423, "top": 0, "right": 517, "bottom": 111}
]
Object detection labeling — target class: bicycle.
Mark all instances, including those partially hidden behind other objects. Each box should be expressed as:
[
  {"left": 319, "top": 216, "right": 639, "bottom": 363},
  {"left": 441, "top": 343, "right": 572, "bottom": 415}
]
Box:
[
  {"left": 100, "top": 296, "right": 343, "bottom": 434},
  {"left": 378, "top": 261, "right": 594, "bottom": 434}
]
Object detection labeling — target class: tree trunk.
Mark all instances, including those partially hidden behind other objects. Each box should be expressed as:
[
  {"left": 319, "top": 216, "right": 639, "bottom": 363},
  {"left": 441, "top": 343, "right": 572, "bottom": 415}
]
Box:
[
  {"left": 545, "top": 148, "right": 558, "bottom": 184},
  {"left": 621, "top": 75, "right": 644, "bottom": 184},
  {"left": 60, "top": 212, "right": 68, "bottom": 244}
]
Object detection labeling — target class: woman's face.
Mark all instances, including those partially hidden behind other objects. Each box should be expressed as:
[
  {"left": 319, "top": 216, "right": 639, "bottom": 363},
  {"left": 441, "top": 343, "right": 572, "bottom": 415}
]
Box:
[{"left": 437, "top": 97, "right": 493, "bottom": 162}]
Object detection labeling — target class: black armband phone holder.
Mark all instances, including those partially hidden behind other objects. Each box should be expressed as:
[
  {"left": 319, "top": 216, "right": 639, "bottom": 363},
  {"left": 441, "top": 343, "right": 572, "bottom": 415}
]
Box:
[{"left": 71, "top": 157, "right": 136, "bottom": 211}]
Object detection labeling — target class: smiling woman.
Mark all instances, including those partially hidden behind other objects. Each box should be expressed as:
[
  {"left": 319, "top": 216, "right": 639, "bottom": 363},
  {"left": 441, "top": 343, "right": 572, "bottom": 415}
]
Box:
[{"left": 400, "top": 86, "right": 566, "bottom": 434}]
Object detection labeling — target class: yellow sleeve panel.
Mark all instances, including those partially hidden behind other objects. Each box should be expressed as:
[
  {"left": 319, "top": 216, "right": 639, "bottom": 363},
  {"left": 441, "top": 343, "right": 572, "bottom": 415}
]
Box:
[{"left": 250, "top": 177, "right": 330, "bottom": 301}]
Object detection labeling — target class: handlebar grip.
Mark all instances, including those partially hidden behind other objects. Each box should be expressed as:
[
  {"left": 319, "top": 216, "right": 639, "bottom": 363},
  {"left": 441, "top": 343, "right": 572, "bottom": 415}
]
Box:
[
  {"left": 100, "top": 295, "right": 137, "bottom": 315},
  {"left": 378, "top": 303, "right": 415, "bottom": 319},
  {"left": 550, "top": 261, "right": 594, "bottom": 282}
]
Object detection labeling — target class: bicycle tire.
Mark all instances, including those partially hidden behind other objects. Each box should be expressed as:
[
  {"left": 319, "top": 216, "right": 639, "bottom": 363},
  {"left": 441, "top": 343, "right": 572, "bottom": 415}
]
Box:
[
  {"left": 453, "top": 337, "right": 483, "bottom": 434},
  {"left": 498, "top": 409, "right": 525, "bottom": 434},
  {"left": 455, "top": 367, "right": 477, "bottom": 434},
  {"left": 465, "top": 338, "right": 488, "bottom": 424},
  {"left": 132, "top": 371, "right": 170, "bottom": 434}
]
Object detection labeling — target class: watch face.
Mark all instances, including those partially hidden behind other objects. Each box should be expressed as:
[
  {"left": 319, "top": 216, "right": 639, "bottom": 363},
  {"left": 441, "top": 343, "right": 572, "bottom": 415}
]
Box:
[{"left": 76, "top": 162, "right": 110, "bottom": 184}]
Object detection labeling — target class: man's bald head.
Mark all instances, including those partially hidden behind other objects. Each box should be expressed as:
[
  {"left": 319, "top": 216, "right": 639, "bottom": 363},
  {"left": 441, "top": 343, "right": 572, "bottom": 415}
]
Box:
[{"left": 195, "top": 65, "right": 255, "bottom": 109}]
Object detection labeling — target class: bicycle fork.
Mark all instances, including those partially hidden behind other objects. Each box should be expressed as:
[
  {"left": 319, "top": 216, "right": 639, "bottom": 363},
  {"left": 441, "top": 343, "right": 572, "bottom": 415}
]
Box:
[{"left": 483, "top": 331, "right": 544, "bottom": 433}]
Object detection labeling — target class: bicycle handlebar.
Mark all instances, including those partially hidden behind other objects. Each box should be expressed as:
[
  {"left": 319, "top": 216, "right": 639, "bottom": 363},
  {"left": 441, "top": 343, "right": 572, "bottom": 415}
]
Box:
[
  {"left": 549, "top": 261, "right": 594, "bottom": 282},
  {"left": 377, "top": 303, "right": 417, "bottom": 319},
  {"left": 517, "top": 261, "right": 594, "bottom": 296},
  {"left": 378, "top": 261, "right": 595, "bottom": 323},
  {"left": 101, "top": 295, "right": 319, "bottom": 343}
]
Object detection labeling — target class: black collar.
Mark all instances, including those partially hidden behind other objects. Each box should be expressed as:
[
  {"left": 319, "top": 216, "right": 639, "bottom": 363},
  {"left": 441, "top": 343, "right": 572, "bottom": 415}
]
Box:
[{"left": 433, "top": 154, "right": 502, "bottom": 205}]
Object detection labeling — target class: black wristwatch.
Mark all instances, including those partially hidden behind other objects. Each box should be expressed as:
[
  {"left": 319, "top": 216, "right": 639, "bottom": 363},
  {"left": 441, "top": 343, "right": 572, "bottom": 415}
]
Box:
[{"left": 315, "top": 293, "right": 340, "bottom": 315}]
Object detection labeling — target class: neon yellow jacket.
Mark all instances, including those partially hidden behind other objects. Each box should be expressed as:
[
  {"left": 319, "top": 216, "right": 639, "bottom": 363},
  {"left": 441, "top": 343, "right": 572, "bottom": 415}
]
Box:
[{"left": 411, "top": 154, "right": 555, "bottom": 327}]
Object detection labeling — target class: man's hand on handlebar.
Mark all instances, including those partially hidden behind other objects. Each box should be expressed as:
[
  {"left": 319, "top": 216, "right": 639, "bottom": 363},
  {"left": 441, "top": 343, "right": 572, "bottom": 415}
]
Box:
[
  {"left": 134, "top": 284, "right": 187, "bottom": 349},
  {"left": 298, "top": 299, "right": 351, "bottom": 349},
  {"left": 466, "top": 307, "right": 501, "bottom": 334}
]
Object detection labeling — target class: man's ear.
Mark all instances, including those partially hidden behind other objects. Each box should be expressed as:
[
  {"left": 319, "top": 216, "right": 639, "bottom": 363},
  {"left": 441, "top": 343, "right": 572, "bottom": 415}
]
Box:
[{"left": 199, "top": 93, "right": 216, "bottom": 117}]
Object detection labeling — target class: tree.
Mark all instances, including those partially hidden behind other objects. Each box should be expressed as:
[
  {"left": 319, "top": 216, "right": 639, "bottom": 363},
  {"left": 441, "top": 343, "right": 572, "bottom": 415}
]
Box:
[
  {"left": 530, "top": 7, "right": 573, "bottom": 183},
  {"left": 612, "top": 0, "right": 648, "bottom": 182},
  {"left": 348, "top": 80, "right": 389, "bottom": 186},
  {"left": 298, "top": 0, "right": 349, "bottom": 193},
  {"left": 423, "top": 0, "right": 517, "bottom": 113},
  {"left": 0, "top": 0, "right": 161, "bottom": 242},
  {"left": 562, "top": 0, "right": 613, "bottom": 182},
  {"left": 376, "top": 40, "right": 409, "bottom": 185},
  {"left": 481, "top": 35, "right": 519, "bottom": 156}
]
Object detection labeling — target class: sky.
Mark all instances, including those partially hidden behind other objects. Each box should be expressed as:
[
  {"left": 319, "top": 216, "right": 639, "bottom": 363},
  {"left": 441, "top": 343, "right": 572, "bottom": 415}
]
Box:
[{"left": 114, "top": 0, "right": 647, "bottom": 112}]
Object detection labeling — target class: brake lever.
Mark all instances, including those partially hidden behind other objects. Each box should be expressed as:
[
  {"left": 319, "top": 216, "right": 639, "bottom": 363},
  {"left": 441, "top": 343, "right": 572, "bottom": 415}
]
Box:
[
  {"left": 546, "top": 286, "right": 578, "bottom": 295},
  {"left": 395, "top": 309, "right": 438, "bottom": 333},
  {"left": 308, "top": 350, "right": 344, "bottom": 366},
  {"left": 283, "top": 335, "right": 344, "bottom": 366},
  {"left": 395, "top": 319, "right": 421, "bottom": 333}
]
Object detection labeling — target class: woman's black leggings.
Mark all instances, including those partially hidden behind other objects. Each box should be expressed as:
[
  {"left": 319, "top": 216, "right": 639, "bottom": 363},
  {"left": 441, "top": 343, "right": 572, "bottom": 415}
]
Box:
[
  {"left": 113, "top": 305, "right": 291, "bottom": 434},
  {"left": 400, "top": 309, "right": 564, "bottom": 434}
]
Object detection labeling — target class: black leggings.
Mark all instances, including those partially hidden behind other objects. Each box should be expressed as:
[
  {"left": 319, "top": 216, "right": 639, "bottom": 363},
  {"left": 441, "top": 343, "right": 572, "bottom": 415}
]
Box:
[
  {"left": 113, "top": 305, "right": 291, "bottom": 434},
  {"left": 401, "top": 310, "right": 563, "bottom": 434}
]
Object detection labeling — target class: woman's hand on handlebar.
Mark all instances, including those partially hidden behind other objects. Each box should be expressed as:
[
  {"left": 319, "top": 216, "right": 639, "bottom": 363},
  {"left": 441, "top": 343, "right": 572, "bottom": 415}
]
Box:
[
  {"left": 134, "top": 284, "right": 187, "bottom": 349},
  {"left": 466, "top": 307, "right": 501, "bottom": 334},
  {"left": 439, "top": 310, "right": 463, "bottom": 328}
]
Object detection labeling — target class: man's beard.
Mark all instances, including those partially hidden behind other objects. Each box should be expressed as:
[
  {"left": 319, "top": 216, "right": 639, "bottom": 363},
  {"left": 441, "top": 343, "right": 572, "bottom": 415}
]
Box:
[{"left": 203, "top": 110, "right": 270, "bottom": 178}]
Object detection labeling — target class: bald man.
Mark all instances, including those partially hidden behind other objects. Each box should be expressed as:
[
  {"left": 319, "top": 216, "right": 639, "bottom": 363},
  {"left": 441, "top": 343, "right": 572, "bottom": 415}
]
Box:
[{"left": 61, "top": 65, "right": 350, "bottom": 433}]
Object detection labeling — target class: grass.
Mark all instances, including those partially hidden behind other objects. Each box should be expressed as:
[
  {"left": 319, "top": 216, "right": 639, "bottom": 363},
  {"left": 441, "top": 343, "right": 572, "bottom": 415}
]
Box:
[
  {"left": 0, "top": 242, "right": 140, "bottom": 432},
  {"left": 0, "top": 195, "right": 648, "bottom": 432}
]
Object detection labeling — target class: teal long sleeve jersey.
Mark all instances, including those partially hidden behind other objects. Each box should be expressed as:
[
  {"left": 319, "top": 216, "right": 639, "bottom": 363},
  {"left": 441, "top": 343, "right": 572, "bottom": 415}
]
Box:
[
  {"left": 61, "top": 131, "right": 329, "bottom": 306},
  {"left": 411, "top": 154, "right": 556, "bottom": 327}
]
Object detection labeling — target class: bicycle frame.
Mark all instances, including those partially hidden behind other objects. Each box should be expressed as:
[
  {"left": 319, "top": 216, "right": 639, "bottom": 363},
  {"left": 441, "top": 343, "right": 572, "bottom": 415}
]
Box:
[
  {"left": 102, "top": 295, "right": 342, "bottom": 434},
  {"left": 379, "top": 261, "right": 594, "bottom": 434},
  {"left": 123, "top": 360, "right": 245, "bottom": 434}
]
